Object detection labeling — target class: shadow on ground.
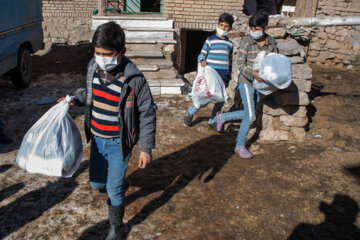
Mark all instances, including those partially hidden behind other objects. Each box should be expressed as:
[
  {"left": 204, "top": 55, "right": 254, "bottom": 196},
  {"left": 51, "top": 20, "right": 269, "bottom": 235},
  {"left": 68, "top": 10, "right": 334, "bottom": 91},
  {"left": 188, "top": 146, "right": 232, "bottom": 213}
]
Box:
[
  {"left": 0, "top": 161, "right": 88, "bottom": 239},
  {"left": 77, "top": 133, "right": 236, "bottom": 239},
  {"left": 287, "top": 194, "right": 360, "bottom": 240}
]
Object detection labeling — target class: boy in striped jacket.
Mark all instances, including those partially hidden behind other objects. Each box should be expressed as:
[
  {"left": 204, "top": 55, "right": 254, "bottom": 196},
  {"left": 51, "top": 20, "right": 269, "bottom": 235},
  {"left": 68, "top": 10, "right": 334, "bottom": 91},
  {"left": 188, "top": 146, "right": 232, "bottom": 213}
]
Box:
[{"left": 184, "top": 13, "right": 234, "bottom": 129}]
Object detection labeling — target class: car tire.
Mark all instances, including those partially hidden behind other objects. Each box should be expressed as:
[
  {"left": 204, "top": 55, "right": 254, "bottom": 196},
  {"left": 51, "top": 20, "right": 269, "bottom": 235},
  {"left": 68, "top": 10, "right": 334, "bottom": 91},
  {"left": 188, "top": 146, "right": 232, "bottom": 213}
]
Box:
[{"left": 10, "top": 46, "right": 32, "bottom": 88}]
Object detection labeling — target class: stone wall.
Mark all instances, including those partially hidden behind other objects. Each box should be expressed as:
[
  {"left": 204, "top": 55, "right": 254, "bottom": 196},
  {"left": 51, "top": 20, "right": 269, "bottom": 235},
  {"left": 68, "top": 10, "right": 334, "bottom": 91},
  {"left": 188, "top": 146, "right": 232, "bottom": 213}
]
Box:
[
  {"left": 42, "top": 0, "right": 97, "bottom": 47},
  {"left": 306, "top": 0, "right": 360, "bottom": 68},
  {"left": 164, "top": 0, "right": 243, "bottom": 30},
  {"left": 307, "top": 25, "right": 360, "bottom": 68},
  {"left": 316, "top": 0, "right": 360, "bottom": 16}
]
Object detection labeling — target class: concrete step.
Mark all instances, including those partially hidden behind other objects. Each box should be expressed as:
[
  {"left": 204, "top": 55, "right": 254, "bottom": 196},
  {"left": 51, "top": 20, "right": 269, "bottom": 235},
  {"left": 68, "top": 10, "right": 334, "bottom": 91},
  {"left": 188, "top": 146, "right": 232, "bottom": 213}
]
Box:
[
  {"left": 131, "top": 58, "right": 173, "bottom": 68},
  {"left": 92, "top": 16, "right": 173, "bottom": 30},
  {"left": 138, "top": 65, "right": 159, "bottom": 72},
  {"left": 126, "top": 43, "right": 162, "bottom": 52},
  {"left": 143, "top": 68, "right": 177, "bottom": 80},
  {"left": 124, "top": 30, "right": 174, "bottom": 40},
  {"left": 126, "top": 39, "right": 177, "bottom": 44},
  {"left": 148, "top": 79, "right": 184, "bottom": 95},
  {"left": 126, "top": 51, "right": 164, "bottom": 58}
]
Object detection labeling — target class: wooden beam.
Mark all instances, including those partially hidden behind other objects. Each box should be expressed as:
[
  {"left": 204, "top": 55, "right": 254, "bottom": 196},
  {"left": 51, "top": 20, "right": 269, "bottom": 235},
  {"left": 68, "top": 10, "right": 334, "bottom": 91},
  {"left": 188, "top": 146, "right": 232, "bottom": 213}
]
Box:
[
  {"left": 294, "top": 0, "right": 318, "bottom": 17},
  {"left": 98, "top": 0, "right": 106, "bottom": 16}
]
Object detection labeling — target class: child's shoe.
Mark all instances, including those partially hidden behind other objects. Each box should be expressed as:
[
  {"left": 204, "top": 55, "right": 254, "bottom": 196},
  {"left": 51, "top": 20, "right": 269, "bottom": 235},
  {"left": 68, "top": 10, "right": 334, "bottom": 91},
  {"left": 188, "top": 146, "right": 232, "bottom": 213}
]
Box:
[
  {"left": 234, "top": 147, "right": 253, "bottom": 158},
  {"left": 184, "top": 112, "right": 194, "bottom": 127},
  {"left": 216, "top": 112, "right": 225, "bottom": 132}
]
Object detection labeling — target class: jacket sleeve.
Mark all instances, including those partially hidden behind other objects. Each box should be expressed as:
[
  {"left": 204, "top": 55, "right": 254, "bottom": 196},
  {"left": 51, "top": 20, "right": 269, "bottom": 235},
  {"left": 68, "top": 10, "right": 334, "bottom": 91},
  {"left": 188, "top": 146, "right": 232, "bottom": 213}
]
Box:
[
  {"left": 197, "top": 38, "right": 210, "bottom": 63},
  {"left": 136, "top": 78, "right": 157, "bottom": 154},
  {"left": 237, "top": 38, "right": 254, "bottom": 82},
  {"left": 74, "top": 88, "right": 86, "bottom": 106}
]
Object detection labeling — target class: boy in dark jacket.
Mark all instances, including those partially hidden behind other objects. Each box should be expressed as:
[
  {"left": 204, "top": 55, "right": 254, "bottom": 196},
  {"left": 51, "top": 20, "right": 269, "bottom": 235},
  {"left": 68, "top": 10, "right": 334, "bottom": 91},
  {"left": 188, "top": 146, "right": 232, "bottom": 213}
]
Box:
[{"left": 63, "top": 22, "right": 156, "bottom": 239}]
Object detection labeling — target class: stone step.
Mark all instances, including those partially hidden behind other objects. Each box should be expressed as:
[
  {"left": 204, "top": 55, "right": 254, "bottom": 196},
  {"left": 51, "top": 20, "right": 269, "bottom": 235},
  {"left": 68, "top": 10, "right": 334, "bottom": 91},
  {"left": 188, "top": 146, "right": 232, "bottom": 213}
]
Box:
[
  {"left": 138, "top": 65, "right": 159, "bottom": 72},
  {"left": 126, "top": 43, "right": 162, "bottom": 52},
  {"left": 124, "top": 30, "right": 174, "bottom": 40},
  {"left": 126, "top": 51, "right": 164, "bottom": 58},
  {"left": 92, "top": 16, "right": 173, "bottom": 30},
  {"left": 131, "top": 58, "right": 173, "bottom": 68},
  {"left": 148, "top": 79, "right": 184, "bottom": 95},
  {"left": 143, "top": 68, "right": 177, "bottom": 80},
  {"left": 126, "top": 39, "right": 177, "bottom": 44}
]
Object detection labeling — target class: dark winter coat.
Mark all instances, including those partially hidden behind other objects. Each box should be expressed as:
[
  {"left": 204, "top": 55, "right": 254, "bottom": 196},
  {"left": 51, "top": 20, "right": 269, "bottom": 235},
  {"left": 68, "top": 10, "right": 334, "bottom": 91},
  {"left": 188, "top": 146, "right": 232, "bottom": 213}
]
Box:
[{"left": 74, "top": 56, "right": 156, "bottom": 157}]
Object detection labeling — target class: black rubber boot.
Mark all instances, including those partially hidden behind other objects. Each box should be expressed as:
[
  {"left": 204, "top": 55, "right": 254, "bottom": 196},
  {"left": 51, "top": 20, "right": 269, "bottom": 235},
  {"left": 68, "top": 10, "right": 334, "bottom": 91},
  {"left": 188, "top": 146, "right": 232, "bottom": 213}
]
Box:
[
  {"left": 184, "top": 112, "right": 193, "bottom": 127},
  {"left": 106, "top": 200, "right": 126, "bottom": 240}
]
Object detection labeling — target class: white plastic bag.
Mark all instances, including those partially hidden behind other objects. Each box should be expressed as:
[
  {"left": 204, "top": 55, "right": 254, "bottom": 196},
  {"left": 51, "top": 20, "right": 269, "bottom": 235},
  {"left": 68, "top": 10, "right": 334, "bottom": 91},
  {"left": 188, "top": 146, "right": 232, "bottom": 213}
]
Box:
[
  {"left": 16, "top": 95, "right": 83, "bottom": 178},
  {"left": 253, "top": 51, "right": 292, "bottom": 95},
  {"left": 190, "top": 65, "right": 228, "bottom": 108}
]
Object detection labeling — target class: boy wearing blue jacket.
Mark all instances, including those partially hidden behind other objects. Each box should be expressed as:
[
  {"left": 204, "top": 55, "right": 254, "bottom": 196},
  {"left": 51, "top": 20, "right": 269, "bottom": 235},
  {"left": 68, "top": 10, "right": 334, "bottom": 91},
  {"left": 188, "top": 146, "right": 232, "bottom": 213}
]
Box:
[{"left": 184, "top": 13, "right": 234, "bottom": 129}]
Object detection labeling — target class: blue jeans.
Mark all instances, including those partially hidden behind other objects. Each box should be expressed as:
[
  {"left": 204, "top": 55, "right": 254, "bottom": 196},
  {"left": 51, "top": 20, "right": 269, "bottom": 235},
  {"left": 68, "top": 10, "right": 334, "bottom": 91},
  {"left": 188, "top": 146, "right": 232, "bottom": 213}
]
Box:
[
  {"left": 89, "top": 136, "right": 131, "bottom": 206},
  {"left": 188, "top": 102, "right": 225, "bottom": 124},
  {"left": 217, "top": 83, "right": 259, "bottom": 148}
]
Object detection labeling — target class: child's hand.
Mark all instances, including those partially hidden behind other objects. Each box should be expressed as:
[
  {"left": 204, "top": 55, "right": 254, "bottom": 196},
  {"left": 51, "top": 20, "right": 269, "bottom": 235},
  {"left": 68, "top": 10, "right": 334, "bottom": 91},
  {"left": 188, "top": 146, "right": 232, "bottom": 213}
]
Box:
[
  {"left": 138, "top": 151, "right": 151, "bottom": 169},
  {"left": 252, "top": 70, "right": 263, "bottom": 83},
  {"left": 57, "top": 97, "right": 75, "bottom": 107},
  {"left": 201, "top": 61, "right": 207, "bottom": 67}
]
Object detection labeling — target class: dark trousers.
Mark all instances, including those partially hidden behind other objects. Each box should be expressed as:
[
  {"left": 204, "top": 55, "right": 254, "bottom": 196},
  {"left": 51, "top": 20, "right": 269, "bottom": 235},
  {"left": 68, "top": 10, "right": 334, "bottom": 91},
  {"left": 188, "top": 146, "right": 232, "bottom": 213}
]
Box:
[{"left": 243, "top": 0, "right": 273, "bottom": 16}]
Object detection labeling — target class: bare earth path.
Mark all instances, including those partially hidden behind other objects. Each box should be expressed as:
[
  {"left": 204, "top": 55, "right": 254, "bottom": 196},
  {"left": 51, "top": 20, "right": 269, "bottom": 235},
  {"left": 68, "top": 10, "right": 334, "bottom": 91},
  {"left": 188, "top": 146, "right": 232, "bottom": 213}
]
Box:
[{"left": 0, "top": 45, "right": 359, "bottom": 239}]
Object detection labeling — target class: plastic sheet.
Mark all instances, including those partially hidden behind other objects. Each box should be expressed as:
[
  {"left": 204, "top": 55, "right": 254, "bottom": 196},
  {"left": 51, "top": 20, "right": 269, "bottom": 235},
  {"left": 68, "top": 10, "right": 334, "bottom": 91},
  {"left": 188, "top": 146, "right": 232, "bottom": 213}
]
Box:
[{"left": 16, "top": 95, "right": 83, "bottom": 177}]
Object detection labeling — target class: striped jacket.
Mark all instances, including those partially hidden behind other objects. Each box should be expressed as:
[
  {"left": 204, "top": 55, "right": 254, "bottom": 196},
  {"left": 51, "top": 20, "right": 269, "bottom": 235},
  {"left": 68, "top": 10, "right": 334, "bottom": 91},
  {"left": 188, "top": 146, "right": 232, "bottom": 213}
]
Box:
[
  {"left": 197, "top": 34, "right": 233, "bottom": 82},
  {"left": 237, "top": 34, "right": 278, "bottom": 85}
]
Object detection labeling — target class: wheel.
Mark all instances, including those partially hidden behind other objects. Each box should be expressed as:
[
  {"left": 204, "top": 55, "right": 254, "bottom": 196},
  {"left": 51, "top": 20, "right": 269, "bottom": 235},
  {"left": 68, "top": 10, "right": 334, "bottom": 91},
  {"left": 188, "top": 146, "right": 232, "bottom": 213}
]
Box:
[{"left": 10, "top": 46, "right": 32, "bottom": 88}]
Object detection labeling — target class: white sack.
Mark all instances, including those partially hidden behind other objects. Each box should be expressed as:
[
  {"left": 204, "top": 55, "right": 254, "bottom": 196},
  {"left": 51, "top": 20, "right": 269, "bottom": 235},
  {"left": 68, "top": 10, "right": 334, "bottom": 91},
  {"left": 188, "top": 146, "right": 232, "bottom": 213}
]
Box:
[
  {"left": 16, "top": 95, "right": 83, "bottom": 177},
  {"left": 190, "top": 65, "right": 228, "bottom": 108},
  {"left": 253, "top": 51, "right": 292, "bottom": 95}
]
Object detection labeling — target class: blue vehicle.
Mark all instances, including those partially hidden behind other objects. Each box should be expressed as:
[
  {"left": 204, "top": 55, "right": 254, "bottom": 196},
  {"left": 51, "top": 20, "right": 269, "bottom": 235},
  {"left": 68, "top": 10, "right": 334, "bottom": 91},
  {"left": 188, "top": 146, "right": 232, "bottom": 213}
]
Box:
[{"left": 0, "top": 0, "right": 44, "bottom": 88}]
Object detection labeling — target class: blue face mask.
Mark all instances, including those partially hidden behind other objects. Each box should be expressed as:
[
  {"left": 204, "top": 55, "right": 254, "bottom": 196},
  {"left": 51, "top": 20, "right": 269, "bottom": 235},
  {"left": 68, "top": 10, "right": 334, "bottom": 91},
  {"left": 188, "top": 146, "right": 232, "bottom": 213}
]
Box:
[{"left": 250, "top": 30, "right": 263, "bottom": 40}]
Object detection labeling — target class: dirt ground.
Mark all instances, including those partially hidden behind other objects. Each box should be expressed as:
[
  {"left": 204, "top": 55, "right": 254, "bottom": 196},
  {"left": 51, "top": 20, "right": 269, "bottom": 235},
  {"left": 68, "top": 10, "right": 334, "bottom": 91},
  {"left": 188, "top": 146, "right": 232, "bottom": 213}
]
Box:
[{"left": 0, "top": 44, "right": 359, "bottom": 240}]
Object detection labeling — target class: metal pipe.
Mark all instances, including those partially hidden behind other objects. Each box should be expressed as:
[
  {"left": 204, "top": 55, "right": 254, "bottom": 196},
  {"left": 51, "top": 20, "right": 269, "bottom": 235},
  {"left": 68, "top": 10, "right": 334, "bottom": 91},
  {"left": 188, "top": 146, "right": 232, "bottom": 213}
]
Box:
[{"left": 270, "top": 16, "right": 360, "bottom": 27}]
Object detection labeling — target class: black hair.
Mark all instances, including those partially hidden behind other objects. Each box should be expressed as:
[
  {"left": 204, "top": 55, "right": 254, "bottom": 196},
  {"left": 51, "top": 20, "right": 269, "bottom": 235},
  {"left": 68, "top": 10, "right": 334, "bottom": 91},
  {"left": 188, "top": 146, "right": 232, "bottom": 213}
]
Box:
[
  {"left": 249, "top": 11, "right": 269, "bottom": 29},
  {"left": 218, "top": 13, "right": 234, "bottom": 27},
  {"left": 92, "top": 21, "right": 125, "bottom": 52}
]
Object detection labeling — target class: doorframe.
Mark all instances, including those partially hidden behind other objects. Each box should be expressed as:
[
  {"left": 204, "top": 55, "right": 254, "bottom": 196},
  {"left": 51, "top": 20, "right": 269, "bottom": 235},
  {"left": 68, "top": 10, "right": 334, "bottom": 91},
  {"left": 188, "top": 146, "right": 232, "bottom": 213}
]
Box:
[{"left": 124, "top": 0, "right": 164, "bottom": 14}]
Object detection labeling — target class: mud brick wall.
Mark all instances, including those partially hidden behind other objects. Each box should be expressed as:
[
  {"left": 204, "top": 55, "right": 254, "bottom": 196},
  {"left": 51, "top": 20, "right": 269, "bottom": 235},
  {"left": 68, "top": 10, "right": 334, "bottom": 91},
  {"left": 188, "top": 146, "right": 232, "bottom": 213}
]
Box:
[
  {"left": 306, "top": 0, "right": 360, "bottom": 68},
  {"left": 164, "top": 0, "right": 244, "bottom": 30},
  {"left": 42, "top": 0, "right": 97, "bottom": 47}
]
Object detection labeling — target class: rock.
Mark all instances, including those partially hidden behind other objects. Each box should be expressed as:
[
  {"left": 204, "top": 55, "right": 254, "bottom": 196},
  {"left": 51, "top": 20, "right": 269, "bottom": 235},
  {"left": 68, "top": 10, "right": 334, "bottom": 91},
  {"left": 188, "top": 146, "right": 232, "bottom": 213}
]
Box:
[
  {"left": 309, "top": 42, "right": 321, "bottom": 51},
  {"left": 319, "top": 51, "right": 336, "bottom": 61},
  {"left": 325, "top": 40, "right": 340, "bottom": 50},
  {"left": 263, "top": 105, "right": 307, "bottom": 117},
  {"left": 267, "top": 27, "right": 287, "bottom": 39},
  {"left": 259, "top": 129, "right": 290, "bottom": 141},
  {"left": 290, "top": 127, "right": 306, "bottom": 142},
  {"left": 290, "top": 56, "right": 305, "bottom": 64},
  {"left": 277, "top": 38, "right": 305, "bottom": 57},
  {"left": 292, "top": 64, "right": 312, "bottom": 80},
  {"left": 316, "top": 31, "right": 327, "bottom": 40},
  {"left": 307, "top": 50, "right": 319, "bottom": 57},
  {"left": 325, "top": 26, "right": 337, "bottom": 34},
  {"left": 292, "top": 78, "right": 312, "bottom": 92},
  {"left": 163, "top": 44, "right": 175, "bottom": 52},
  {"left": 280, "top": 115, "right": 308, "bottom": 127}
]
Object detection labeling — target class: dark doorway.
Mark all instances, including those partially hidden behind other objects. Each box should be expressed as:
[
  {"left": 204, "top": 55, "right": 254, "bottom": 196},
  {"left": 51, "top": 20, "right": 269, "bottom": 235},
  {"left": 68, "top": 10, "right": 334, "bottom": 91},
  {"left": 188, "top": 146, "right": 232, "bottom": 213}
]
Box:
[
  {"left": 183, "top": 30, "right": 214, "bottom": 74},
  {"left": 141, "top": 0, "right": 160, "bottom": 12}
]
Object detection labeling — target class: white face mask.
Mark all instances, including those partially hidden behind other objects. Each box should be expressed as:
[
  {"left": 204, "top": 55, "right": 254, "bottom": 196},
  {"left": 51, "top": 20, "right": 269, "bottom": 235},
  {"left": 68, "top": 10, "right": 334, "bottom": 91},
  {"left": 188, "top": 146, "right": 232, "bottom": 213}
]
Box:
[
  {"left": 95, "top": 54, "right": 120, "bottom": 71},
  {"left": 216, "top": 27, "right": 228, "bottom": 37},
  {"left": 250, "top": 30, "right": 263, "bottom": 40}
]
